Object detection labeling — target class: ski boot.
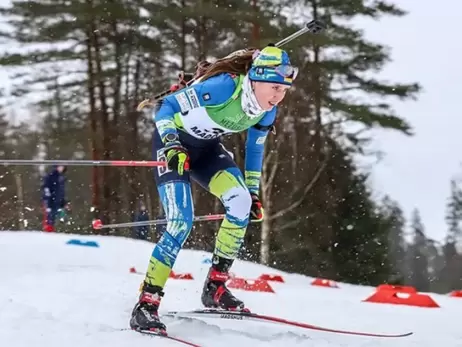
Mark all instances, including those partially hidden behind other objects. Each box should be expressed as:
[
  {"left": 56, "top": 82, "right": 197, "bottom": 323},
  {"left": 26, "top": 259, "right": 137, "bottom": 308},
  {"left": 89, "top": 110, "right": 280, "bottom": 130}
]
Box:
[
  {"left": 201, "top": 255, "right": 246, "bottom": 311},
  {"left": 130, "top": 282, "right": 166, "bottom": 333}
]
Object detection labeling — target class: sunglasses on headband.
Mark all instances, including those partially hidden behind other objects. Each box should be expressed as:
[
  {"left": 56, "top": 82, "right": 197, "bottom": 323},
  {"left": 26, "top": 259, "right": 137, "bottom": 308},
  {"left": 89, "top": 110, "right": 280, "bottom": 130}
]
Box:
[{"left": 252, "top": 50, "right": 298, "bottom": 80}]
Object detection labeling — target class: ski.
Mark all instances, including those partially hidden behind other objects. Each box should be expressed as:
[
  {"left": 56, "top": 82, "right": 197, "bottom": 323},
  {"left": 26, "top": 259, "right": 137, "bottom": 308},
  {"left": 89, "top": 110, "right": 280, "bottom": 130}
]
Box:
[
  {"left": 133, "top": 328, "right": 202, "bottom": 346},
  {"left": 164, "top": 309, "right": 413, "bottom": 338}
]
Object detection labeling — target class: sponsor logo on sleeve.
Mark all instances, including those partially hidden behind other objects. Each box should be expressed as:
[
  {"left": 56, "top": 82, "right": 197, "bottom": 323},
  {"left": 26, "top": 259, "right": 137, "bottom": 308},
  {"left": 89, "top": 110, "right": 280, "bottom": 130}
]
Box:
[
  {"left": 256, "top": 135, "right": 267, "bottom": 144},
  {"left": 174, "top": 92, "right": 192, "bottom": 113},
  {"left": 186, "top": 88, "right": 200, "bottom": 108}
]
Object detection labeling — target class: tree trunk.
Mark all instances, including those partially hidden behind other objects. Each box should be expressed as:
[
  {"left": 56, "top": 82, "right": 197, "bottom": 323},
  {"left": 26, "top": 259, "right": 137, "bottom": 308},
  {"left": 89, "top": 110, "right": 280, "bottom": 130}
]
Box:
[
  {"left": 108, "top": 1, "right": 123, "bottom": 223},
  {"left": 180, "top": 0, "right": 187, "bottom": 70},
  {"left": 15, "top": 173, "right": 24, "bottom": 229},
  {"left": 87, "top": 4, "right": 112, "bottom": 226},
  {"left": 260, "top": 208, "right": 271, "bottom": 265},
  {"left": 85, "top": 23, "right": 100, "bottom": 221},
  {"left": 126, "top": 51, "right": 142, "bottom": 219},
  {"left": 196, "top": 0, "right": 206, "bottom": 61},
  {"left": 259, "top": 157, "right": 273, "bottom": 264},
  {"left": 251, "top": 0, "right": 260, "bottom": 47}
]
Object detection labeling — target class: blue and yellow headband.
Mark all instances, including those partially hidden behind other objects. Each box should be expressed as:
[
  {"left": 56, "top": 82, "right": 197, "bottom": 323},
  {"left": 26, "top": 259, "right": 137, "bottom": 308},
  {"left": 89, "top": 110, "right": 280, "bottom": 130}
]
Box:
[{"left": 247, "top": 46, "right": 298, "bottom": 86}]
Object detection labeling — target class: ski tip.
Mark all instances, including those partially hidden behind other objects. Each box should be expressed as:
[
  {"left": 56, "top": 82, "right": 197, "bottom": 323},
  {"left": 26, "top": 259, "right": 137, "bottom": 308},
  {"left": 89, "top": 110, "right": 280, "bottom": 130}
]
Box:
[
  {"left": 375, "top": 331, "right": 413, "bottom": 338},
  {"left": 191, "top": 307, "right": 252, "bottom": 314},
  {"left": 135, "top": 328, "right": 201, "bottom": 347}
]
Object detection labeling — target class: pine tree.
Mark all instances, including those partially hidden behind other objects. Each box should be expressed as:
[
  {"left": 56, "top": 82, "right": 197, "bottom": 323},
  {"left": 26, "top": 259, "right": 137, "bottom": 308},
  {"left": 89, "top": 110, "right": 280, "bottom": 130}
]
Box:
[
  {"left": 440, "top": 178, "right": 462, "bottom": 291},
  {"left": 425, "top": 238, "right": 445, "bottom": 293},
  {"left": 328, "top": 141, "right": 391, "bottom": 284},
  {"left": 0, "top": 0, "right": 172, "bottom": 227},
  {"left": 445, "top": 179, "right": 462, "bottom": 243},
  {"left": 440, "top": 239, "right": 462, "bottom": 292},
  {"left": 408, "top": 209, "right": 430, "bottom": 291},
  {"left": 287, "top": 0, "right": 421, "bottom": 150},
  {"left": 269, "top": 137, "right": 394, "bottom": 284},
  {"left": 380, "top": 196, "right": 407, "bottom": 284},
  {"left": 7, "top": 120, "right": 42, "bottom": 230},
  {"left": 253, "top": 0, "right": 421, "bottom": 269},
  {"left": 0, "top": 109, "right": 16, "bottom": 229}
]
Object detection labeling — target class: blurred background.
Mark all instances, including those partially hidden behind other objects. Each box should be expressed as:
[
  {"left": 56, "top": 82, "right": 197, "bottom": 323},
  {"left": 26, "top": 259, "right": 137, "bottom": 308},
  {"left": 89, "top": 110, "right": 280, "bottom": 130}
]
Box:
[{"left": 0, "top": 0, "right": 461, "bottom": 294}]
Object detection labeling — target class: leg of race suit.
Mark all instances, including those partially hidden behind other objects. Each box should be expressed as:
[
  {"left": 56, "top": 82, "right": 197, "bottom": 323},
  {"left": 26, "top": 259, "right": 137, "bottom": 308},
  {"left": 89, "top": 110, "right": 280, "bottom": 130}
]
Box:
[
  {"left": 144, "top": 131, "right": 194, "bottom": 289},
  {"left": 192, "top": 142, "right": 252, "bottom": 310},
  {"left": 130, "top": 130, "right": 195, "bottom": 332},
  {"left": 192, "top": 143, "right": 252, "bottom": 262}
]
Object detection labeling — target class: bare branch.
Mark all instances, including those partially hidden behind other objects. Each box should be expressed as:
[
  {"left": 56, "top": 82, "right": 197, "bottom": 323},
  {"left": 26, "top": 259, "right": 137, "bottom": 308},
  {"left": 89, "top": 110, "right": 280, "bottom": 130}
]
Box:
[
  {"left": 262, "top": 146, "right": 275, "bottom": 179},
  {"left": 268, "top": 154, "right": 328, "bottom": 221},
  {"left": 266, "top": 154, "right": 279, "bottom": 200},
  {"left": 329, "top": 86, "right": 360, "bottom": 92},
  {"left": 271, "top": 242, "right": 318, "bottom": 256},
  {"left": 265, "top": 138, "right": 283, "bottom": 200},
  {"left": 322, "top": 118, "right": 346, "bottom": 127},
  {"left": 275, "top": 212, "right": 317, "bottom": 232},
  {"left": 275, "top": 219, "right": 298, "bottom": 232},
  {"left": 348, "top": 127, "right": 370, "bottom": 137}
]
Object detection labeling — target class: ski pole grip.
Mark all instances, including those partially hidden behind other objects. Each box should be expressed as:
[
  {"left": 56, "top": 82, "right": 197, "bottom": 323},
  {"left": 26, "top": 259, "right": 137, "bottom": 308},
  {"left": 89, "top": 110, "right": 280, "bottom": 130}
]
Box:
[
  {"left": 92, "top": 219, "right": 103, "bottom": 230},
  {"left": 305, "top": 19, "right": 326, "bottom": 34}
]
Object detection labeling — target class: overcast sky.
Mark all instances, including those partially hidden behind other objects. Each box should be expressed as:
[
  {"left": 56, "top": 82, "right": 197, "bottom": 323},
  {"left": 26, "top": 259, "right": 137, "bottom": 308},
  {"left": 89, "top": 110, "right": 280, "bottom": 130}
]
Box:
[{"left": 0, "top": 1, "right": 460, "bottom": 241}]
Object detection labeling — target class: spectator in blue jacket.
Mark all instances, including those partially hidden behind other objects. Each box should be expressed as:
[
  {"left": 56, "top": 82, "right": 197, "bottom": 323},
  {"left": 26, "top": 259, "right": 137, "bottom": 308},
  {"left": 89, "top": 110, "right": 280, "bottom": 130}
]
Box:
[
  {"left": 133, "top": 201, "right": 150, "bottom": 240},
  {"left": 41, "top": 165, "right": 68, "bottom": 232}
]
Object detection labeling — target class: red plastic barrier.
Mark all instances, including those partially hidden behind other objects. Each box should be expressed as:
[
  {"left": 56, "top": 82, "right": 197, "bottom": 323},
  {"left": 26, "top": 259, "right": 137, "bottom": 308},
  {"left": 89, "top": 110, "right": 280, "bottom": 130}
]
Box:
[
  {"left": 364, "top": 290, "right": 439, "bottom": 308},
  {"left": 227, "top": 277, "right": 275, "bottom": 293},
  {"left": 129, "top": 266, "right": 144, "bottom": 275},
  {"left": 311, "top": 278, "right": 339, "bottom": 288},
  {"left": 169, "top": 271, "right": 194, "bottom": 280},
  {"left": 376, "top": 284, "right": 416, "bottom": 293},
  {"left": 449, "top": 290, "right": 462, "bottom": 297},
  {"left": 258, "top": 274, "right": 285, "bottom": 283}
]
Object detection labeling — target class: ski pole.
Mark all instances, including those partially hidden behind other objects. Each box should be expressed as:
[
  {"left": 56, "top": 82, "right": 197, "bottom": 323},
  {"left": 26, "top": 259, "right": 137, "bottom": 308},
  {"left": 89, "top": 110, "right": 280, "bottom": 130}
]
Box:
[
  {"left": 275, "top": 19, "right": 325, "bottom": 47},
  {"left": 91, "top": 213, "right": 226, "bottom": 230},
  {"left": 0, "top": 159, "right": 166, "bottom": 167},
  {"left": 144, "top": 19, "right": 326, "bottom": 104}
]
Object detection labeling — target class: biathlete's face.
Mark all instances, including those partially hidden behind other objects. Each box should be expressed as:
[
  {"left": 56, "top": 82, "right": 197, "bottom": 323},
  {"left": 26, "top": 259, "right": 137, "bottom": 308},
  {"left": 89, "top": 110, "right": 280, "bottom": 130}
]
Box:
[{"left": 252, "top": 81, "right": 290, "bottom": 111}]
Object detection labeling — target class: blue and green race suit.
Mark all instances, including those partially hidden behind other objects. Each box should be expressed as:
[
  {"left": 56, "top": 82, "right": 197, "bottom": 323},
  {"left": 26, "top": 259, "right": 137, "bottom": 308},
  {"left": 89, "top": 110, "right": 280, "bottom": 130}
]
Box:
[{"left": 146, "top": 72, "right": 276, "bottom": 288}]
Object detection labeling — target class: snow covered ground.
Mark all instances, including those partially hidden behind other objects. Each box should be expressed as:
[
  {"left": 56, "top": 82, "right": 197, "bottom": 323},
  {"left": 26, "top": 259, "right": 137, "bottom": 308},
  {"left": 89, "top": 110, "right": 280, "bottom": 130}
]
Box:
[{"left": 0, "top": 231, "right": 461, "bottom": 346}]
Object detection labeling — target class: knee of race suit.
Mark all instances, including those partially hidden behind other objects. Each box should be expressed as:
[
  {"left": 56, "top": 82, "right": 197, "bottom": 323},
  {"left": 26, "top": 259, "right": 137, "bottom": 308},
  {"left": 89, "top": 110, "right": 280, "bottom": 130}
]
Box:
[
  {"left": 208, "top": 167, "right": 252, "bottom": 260},
  {"left": 145, "top": 181, "right": 194, "bottom": 287}
]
